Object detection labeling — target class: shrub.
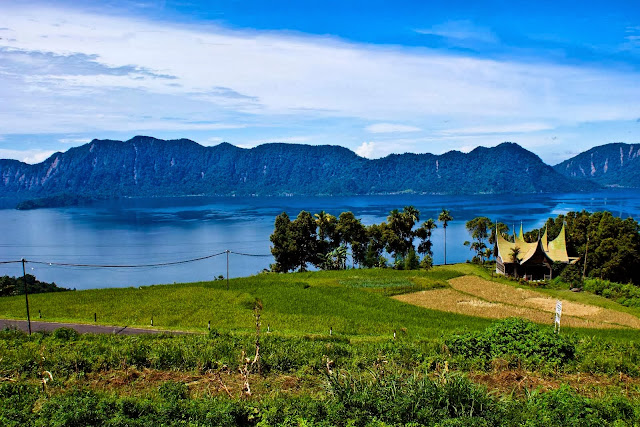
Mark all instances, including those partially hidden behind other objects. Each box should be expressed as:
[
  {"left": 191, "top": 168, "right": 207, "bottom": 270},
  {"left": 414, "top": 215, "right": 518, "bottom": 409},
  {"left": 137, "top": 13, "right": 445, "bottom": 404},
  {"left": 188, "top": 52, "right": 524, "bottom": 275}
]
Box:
[
  {"left": 53, "top": 327, "right": 80, "bottom": 341},
  {"left": 446, "top": 318, "right": 576, "bottom": 368}
]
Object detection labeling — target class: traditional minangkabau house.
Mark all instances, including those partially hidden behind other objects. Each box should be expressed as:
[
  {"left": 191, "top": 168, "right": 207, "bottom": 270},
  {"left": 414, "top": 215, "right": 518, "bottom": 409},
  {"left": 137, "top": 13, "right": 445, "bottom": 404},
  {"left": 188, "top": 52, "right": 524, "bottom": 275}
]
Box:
[{"left": 495, "top": 223, "right": 579, "bottom": 280}]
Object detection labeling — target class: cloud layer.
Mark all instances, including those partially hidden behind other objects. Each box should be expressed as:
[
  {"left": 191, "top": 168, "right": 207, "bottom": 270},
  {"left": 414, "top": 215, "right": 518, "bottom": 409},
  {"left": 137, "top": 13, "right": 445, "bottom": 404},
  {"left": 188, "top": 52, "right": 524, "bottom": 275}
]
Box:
[{"left": 0, "top": 3, "right": 639, "bottom": 164}]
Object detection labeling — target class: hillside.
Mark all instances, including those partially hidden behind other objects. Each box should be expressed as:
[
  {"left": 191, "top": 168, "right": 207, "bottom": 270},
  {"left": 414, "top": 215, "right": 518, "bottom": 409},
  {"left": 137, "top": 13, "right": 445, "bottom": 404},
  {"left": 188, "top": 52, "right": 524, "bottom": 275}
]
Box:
[
  {"left": 0, "top": 137, "right": 596, "bottom": 206},
  {"left": 554, "top": 142, "right": 640, "bottom": 187}
]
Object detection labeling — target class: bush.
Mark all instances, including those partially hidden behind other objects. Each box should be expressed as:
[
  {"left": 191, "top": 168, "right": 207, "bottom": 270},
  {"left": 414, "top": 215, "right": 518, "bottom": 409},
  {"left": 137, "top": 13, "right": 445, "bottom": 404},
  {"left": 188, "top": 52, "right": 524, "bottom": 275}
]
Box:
[
  {"left": 446, "top": 318, "right": 576, "bottom": 368},
  {"left": 158, "top": 381, "right": 188, "bottom": 401},
  {"left": 53, "top": 327, "right": 80, "bottom": 341},
  {"left": 583, "top": 278, "right": 640, "bottom": 308}
]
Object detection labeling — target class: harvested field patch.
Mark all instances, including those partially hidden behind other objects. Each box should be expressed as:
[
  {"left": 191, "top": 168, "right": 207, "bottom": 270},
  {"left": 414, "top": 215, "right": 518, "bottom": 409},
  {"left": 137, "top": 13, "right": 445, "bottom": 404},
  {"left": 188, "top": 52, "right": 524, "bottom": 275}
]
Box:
[{"left": 394, "top": 275, "right": 640, "bottom": 329}]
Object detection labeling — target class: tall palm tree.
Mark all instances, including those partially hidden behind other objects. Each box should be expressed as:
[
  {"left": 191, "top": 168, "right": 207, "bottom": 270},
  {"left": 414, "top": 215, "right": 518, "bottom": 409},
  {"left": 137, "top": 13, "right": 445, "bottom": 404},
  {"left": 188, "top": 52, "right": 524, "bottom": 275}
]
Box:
[{"left": 438, "top": 209, "right": 453, "bottom": 264}]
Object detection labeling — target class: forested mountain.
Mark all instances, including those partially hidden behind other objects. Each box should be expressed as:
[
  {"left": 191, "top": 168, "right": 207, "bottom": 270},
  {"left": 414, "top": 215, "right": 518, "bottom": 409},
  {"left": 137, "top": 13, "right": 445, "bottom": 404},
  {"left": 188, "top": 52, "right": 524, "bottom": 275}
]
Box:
[
  {"left": 0, "top": 136, "right": 596, "bottom": 206},
  {"left": 553, "top": 143, "right": 640, "bottom": 188}
]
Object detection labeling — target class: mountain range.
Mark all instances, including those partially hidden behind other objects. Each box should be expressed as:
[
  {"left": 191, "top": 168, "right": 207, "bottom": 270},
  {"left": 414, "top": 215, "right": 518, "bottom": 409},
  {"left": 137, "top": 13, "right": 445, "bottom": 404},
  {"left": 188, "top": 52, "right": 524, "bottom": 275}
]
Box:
[
  {"left": 553, "top": 143, "right": 640, "bottom": 187},
  {"left": 0, "top": 136, "right": 635, "bottom": 208}
]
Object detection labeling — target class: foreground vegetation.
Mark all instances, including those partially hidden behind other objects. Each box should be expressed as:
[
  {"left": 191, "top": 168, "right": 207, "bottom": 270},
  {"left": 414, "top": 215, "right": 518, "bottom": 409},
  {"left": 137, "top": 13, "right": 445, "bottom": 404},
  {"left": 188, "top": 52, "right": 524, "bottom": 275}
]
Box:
[{"left": 2, "top": 316, "right": 640, "bottom": 426}]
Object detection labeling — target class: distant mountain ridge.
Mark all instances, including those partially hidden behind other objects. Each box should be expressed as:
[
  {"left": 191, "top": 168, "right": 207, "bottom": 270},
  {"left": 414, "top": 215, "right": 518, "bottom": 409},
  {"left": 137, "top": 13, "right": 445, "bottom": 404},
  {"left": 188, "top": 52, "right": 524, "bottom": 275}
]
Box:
[
  {"left": 0, "top": 136, "right": 598, "bottom": 207},
  {"left": 553, "top": 143, "right": 640, "bottom": 188}
]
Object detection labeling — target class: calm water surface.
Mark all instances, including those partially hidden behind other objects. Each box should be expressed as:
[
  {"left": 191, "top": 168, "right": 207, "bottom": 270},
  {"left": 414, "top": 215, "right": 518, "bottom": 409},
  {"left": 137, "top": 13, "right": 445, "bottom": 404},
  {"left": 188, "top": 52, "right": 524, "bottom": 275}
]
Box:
[{"left": 1, "top": 190, "right": 639, "bottom": 289}]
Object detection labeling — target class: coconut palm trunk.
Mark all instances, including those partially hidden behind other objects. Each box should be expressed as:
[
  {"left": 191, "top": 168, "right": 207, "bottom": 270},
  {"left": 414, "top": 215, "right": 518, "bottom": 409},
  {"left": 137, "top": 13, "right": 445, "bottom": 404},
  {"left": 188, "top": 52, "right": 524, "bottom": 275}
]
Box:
[{"left": 438, "top": 209, "right": 453, "bottom": 265}]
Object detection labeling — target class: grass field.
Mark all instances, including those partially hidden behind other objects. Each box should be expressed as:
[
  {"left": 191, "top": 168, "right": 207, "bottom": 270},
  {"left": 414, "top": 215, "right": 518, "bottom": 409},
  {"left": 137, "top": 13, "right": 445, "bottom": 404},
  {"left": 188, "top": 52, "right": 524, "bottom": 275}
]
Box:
[{"left": 1, "top": 263, "right": 639, "bottom": 341}]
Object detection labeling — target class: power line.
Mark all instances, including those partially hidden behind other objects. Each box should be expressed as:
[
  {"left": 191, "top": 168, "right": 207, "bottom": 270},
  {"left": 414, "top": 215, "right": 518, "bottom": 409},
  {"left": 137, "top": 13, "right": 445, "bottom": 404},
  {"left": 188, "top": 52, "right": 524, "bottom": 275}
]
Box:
[
  {"left": 229, "top": 250, "right": 272, "bottom": 257},
  {"left": 24, "top": 251, "right": 227, "bottom": 269},
  {"left": 0, "top": 250, "right": 272, "bottom": 269}
]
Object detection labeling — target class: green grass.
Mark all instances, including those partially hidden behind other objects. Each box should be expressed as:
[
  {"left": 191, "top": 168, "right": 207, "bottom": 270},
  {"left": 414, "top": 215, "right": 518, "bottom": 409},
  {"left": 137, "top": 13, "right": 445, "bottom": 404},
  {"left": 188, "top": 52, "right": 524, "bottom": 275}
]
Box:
[
  {"left": 0, "top": 266, "right": 490, "bottom": 339},
  {"left": 1, "top": 264, "right": 639, "bottom": 342}
]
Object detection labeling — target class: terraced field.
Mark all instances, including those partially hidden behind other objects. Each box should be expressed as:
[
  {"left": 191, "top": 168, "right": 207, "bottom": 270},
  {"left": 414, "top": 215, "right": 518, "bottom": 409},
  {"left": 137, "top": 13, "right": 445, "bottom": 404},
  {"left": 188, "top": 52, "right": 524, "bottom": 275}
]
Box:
[{"left": 394, "top": 275, "right": 640, "bottom": 329}]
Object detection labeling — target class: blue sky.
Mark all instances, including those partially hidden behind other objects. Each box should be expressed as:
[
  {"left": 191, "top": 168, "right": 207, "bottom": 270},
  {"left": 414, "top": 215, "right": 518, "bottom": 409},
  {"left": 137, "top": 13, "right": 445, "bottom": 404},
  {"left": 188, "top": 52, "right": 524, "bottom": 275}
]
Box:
[{"left": 1, "top": 0, "right": 639, "bottom": 164}]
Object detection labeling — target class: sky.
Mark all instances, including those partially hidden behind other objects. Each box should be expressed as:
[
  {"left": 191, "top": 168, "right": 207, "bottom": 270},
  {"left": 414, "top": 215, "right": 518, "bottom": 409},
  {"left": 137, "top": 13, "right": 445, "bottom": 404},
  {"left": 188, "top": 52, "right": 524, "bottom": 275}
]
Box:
[{"left": 0, "top": 0, "right": 639, "bottom": 165}]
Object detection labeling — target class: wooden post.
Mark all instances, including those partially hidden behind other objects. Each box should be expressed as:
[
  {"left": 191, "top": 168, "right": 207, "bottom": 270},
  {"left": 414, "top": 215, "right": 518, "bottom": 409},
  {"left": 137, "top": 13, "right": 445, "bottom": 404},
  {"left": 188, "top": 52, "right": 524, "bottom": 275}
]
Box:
[
  {"left": 151, "top": 315, "right": 153, "bottom": 326},
  {"left": 94, "top": 313, "right": 97, "bottom": 322},
  {"left": 22, "top": 259, "right": 31, "bottom": 335},
  {"left": 226, "top": 250, "right": 229, "bottom": 290}
]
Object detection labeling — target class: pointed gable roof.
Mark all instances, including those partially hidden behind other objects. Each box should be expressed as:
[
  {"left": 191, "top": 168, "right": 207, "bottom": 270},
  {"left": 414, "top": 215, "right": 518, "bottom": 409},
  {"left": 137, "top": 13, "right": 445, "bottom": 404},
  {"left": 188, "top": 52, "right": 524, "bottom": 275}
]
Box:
[
  {"left": 546, "top": 223, "right": 570, "bottom": 263},
  {"left": 496, "top": 222, "right": 571, "bottom": 265}
]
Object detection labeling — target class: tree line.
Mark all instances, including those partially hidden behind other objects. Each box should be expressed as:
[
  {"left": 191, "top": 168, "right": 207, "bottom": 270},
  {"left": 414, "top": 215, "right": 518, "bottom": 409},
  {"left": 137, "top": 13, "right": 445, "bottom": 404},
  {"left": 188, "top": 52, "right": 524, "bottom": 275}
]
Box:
[
  {"left": 0, "top": 274, "right": 70, "bottom": 297},
  {"left": 269, "top": 207, "right": 453, "bottom": 273}
]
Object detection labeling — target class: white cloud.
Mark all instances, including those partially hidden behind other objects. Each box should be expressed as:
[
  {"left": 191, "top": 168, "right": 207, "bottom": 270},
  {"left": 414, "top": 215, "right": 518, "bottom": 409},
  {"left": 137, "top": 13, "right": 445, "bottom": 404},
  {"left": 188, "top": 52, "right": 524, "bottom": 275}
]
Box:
[
  {"left": 365, "top": 123, "right": 422, "bottom": 133},
  {"left": 439, "top": 122, "right": 554, "bottom": 136},
  {"left": 0, "top": 3, "right": 639, "bottom": 166},
  {"left": 0, "top": 149, "right": 55, "bottom": 164},
  {"left": 355, "top": 142, "right": 375, "bottom": 158},
  {"left": 415, "top": 20, "right": 498, "bottom": 44},
  {"left": 58, "top": 137, "right": 91, "bottom": 144}
]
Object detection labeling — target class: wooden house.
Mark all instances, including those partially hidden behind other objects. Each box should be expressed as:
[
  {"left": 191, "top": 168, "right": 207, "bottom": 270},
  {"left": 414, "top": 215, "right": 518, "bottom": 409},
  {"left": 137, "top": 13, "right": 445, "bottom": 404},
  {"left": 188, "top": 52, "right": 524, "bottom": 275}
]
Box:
[{"left": 495, "top": 223, "right": 579, "bottom": 280}]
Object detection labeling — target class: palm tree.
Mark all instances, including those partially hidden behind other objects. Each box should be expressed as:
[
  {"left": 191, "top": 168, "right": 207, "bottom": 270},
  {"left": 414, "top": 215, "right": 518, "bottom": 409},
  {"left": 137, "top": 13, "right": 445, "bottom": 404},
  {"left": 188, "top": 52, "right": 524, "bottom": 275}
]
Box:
[
  {"left": 510, "top": 247, "right": 521, "bottom": 278},
  {"left": 438, "top": 209, "right": 453, "bottom": 264}
]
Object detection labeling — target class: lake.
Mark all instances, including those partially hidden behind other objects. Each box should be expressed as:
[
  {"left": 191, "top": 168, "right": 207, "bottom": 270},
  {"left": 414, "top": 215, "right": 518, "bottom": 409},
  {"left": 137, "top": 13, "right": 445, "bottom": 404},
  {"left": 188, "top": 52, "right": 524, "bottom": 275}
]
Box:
[{"left": 1, "top": 189, "right": 639, "bottom": 289}]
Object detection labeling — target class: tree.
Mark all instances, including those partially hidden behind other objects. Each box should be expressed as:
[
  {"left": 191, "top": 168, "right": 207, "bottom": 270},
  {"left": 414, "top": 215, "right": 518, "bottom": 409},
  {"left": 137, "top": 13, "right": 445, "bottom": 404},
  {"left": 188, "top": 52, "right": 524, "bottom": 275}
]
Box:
[
  {"left": 415, "top": 218, "right": 437, "bottom": 257},
  {"left": 336, "top": 211, "right": 367, "bottom": 267},
  {"left": 438, "top": 209, "right": 453, "bottom": 264},
  {"left": 464, "top": 217, "right": 493, "bottom": 263},
  {"left": 314, "top": 211, "right": 338, "bottom": 268},
  {"left": 510, "top": 247, "right": 521, "bottom": 278},
  {"left": 404, "top": 248, "right": 420, "bottom": 270},
  {"left": 385, "top": 206, "right": 421, "bottom": 264},
  {"left": 290, "top": 211, "right": 318, "bottom": 272},
  {"left": 364, "top": 223, "right": 388, "bottom": 268},
  {"left": 269, "top": 212, "right": 297, "bottom": 272},
  {"left": 319, "top": 245, "right": 348, "bottom": 270}
]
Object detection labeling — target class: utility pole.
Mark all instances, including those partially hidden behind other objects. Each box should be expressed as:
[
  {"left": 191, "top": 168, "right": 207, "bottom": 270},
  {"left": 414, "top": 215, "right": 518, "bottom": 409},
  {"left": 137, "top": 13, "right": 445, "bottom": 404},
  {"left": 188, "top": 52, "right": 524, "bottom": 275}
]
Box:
[
  {"left": 22, "top": 259, "right": 31, "bottom": 335},
  {"left": 226, "top": 250, "right": 229, "bottom": 290}
]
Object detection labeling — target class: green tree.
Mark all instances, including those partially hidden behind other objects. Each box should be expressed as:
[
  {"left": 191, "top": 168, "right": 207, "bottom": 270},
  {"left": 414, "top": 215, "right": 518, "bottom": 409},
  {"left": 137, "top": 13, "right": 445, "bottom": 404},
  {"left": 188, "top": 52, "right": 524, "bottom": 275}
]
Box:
[
  {"left": 464, "top": 217, "right": 493, "bottom": 263},
  {"left": 385, "top": 206, "right": 421, "bottom": 264},
  {"left": 290, "top": 210, "right": 318, "bottom": 272},
  {"left": 404, "top": 248, "right": 420, "bottom": 270},
  {"left": 269, "top": 212, "right": 296, "bottom": 272},
  {"left": 363, "top": 223, "right": 387, "bottom": 268},
  {"left": 438, "top": 209, "right": 453, "bottom": 265},
  {"left": 510, "top": 247, "right": 521, "bottom": 278},
  {"left": 314, "top": 211, "right": 338, "bottom": 268},
  {"left": 336, "top": 211, "right": 367, "bottom": 268},
  {"left": 415, "top": 218, "right": 437, "bottom": 256}
]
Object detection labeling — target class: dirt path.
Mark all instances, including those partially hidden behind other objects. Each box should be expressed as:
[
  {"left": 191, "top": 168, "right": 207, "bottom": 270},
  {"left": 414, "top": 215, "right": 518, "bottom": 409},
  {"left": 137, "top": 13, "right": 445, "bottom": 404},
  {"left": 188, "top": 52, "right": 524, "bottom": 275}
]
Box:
[
  {"left": 394, "top": 275, "right": 640, "bottom": 329},
  {"left": 0, "top": 319, "right": 195, "bottom": 335}
]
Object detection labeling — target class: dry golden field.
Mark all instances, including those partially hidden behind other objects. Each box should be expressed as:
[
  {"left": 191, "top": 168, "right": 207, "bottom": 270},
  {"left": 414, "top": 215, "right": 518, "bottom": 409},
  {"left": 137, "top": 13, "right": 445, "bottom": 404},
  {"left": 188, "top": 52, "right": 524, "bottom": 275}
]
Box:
[{"left": 394, "top": 275, "right": 640, "bottom": 329}]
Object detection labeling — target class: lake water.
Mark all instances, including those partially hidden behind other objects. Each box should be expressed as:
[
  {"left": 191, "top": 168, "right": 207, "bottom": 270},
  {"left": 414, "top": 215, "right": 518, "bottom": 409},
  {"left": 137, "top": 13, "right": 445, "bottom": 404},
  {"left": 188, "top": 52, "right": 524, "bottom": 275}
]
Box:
[{"left": 1, "top": 189, "right": 639, "bottom": 289}]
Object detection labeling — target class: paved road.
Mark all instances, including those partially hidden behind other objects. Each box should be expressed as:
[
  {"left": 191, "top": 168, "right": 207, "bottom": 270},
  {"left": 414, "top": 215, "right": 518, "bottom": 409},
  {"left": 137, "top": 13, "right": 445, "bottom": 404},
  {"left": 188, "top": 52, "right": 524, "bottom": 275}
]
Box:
[{"left": 0, "top": 319, "right": 195, "bottom": 335}]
